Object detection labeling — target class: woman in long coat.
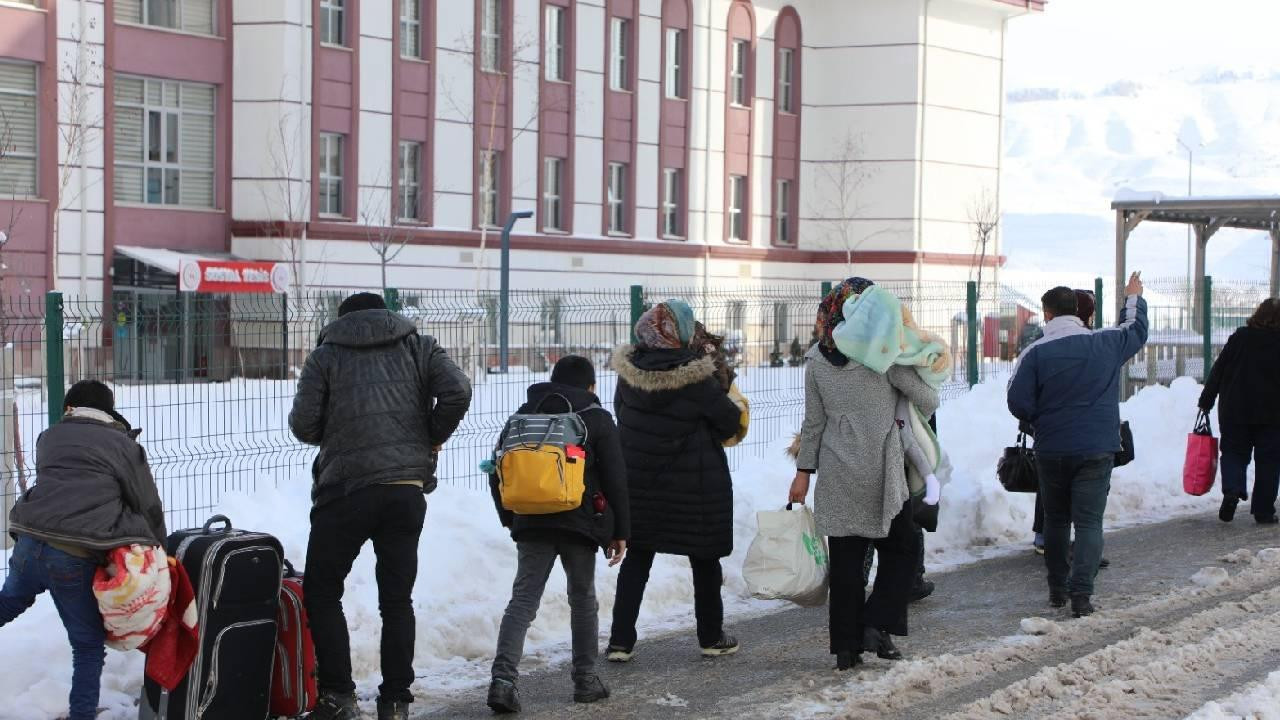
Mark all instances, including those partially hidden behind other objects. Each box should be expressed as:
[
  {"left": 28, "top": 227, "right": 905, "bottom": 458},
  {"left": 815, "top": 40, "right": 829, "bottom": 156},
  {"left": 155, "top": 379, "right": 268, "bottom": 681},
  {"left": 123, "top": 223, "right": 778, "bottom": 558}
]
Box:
[
  {"left": 607, "top": 301, "right": 746, "bottom": 660},
  {"left": 789, "top": 278, "right": 939, "bottom": 670}
]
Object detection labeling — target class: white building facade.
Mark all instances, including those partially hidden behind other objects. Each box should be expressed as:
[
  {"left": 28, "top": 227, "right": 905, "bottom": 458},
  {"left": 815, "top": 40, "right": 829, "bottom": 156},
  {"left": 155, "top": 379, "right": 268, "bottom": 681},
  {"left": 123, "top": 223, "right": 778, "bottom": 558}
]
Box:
[{"left": 0, "top": 0, "right": 1041, "bottom": 300}]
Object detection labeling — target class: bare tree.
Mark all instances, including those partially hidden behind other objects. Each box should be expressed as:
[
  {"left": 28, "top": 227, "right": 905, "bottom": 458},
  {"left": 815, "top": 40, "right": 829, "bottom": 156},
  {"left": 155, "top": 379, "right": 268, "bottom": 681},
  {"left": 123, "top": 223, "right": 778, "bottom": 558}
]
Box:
[
  {"left": 261, "top": 107, "right": 315, "bottom": 298},
  {"left": 52, "top": 14, "right": 105, "bottom": 270},
  {"left": 968, "top": 189, "right": 1000, "bottom": 299},
  {"left": 811, "top": 132, "right": 893, "bottom": 274},
  {"left": 358, "top": 172, "right": 411, "bottom": 292}
]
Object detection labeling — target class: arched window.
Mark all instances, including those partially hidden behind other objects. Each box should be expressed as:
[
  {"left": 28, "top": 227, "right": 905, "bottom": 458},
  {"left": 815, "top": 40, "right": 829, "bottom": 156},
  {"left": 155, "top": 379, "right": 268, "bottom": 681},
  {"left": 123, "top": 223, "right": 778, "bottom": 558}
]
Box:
[
  {"left": 723, "top": 0, "right": 755, "bottom": 244},
  {"left": 771, "top": 7, "right": 801, "bottom": 246}
]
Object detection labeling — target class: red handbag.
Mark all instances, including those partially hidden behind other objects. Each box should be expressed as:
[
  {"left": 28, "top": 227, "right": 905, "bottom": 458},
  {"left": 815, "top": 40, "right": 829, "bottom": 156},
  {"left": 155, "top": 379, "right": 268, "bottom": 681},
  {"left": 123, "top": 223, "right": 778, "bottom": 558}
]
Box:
[{"left": 1183, "top": 411, "right": 1219, "bottom": 496}]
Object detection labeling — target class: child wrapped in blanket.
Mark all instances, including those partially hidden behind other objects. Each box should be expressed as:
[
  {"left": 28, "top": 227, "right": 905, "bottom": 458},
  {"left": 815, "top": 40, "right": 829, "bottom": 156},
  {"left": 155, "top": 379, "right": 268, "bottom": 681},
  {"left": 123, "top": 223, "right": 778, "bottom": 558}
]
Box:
[{"left": 832, "top": 287, "right": 952, "bottom": 507}]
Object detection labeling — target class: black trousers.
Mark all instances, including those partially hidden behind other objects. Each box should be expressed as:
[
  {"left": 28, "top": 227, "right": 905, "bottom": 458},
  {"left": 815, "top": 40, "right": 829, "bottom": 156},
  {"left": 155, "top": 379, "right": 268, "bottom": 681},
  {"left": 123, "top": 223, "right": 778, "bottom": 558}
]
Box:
[
  {"left": 1220, "top": 422, "right": 1280, "bottom": 520},
  {"left": 829, "top": 501, "right": 916, "bottom": 655},
  {"left": 610, "top": 549, "right": 723, "bottom": 649},
  {"left": 305, "top": 484, "right": 427, "bottom": 703}
]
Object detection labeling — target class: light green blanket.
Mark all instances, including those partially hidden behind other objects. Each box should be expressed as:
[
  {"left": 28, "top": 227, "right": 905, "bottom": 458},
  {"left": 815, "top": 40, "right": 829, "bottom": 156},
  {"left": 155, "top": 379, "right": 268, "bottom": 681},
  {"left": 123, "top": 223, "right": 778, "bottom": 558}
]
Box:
[{"left": 832, "top": 286, "right": 949, "bottom": 389}]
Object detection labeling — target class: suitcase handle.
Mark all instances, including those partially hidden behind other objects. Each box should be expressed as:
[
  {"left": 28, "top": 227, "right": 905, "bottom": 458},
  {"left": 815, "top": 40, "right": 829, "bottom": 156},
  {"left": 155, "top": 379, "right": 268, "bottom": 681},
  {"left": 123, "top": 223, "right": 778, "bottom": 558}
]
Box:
[
  {"left": 203, "top": 515, "right": 233, "bottom": 533},
  {"left": 283, "top": 559, "right": 298, "bottom": 578}
]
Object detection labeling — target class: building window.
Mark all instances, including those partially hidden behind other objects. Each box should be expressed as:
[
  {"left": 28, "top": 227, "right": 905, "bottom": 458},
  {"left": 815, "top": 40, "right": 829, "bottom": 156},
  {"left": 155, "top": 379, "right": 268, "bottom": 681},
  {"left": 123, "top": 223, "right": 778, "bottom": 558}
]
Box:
[
  {"left": 317, "top": 133, "right": 344, "bottom": 216},
  {"left": 544, "top": 5, "right": 567, "bottom": 82},
  {"left": 662, "top": 168, "right": 682, "bottom": 238},
  {"left": 0, "top": 62, "right": 37, "bottom": 198},
  {"left": 114, "top": 76, "right": 216, "bottom": 208},
  {"left": 609, "top": 18, "right": 630, "bottom": 91},
  {"left": 607, "top": 162, "right": 627, "bottom": 234},
  {"left": 319, "top": 0, "right": 345, "bottom": 46},
  {"left": 664, "top": 29, "right": 685, "bottom": 99},
  {"left": 730, "top": 39, "right": 749, "bottom": 106},
  {"left": 778, "top": 48, "right": 795, "bottom": 113},
  {"left": 116, "top": 0, "right": 217, "bottom": 35},
  {"left": 542, "top": 157, "right": 564, "bottom": 231},
  {"left": 775, "top": 179, "right": 792, "bottom": 245},
  {"left": 398, "top": 141, "right": 421, "bottom": 221},
  {"left": 479, "top": 150, "right": 501, "bottom": 228},
  {"left": 728, "top": 174, "right": 746, "bottom": 241},
  {"left": 481, "top": 0, "right": 503, "bottom": 73},
  {"left": 400, "top": 0, "right": 422, "bottom": 58}
]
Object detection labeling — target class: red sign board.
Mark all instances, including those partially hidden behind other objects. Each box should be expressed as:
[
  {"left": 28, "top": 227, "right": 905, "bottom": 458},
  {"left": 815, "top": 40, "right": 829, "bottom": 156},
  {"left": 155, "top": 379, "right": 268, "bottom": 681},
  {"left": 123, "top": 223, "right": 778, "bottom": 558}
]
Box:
[{"left": 179, "top": 260, "right": 291, "bottom": 294}]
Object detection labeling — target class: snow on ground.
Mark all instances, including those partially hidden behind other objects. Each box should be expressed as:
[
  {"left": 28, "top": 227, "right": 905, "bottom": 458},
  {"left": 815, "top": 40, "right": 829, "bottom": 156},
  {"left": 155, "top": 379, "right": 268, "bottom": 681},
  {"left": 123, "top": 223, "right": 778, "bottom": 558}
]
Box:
[
  {"left": 0, "top": 377, "right": 1228, "bottom": 719},
  {"left": 1186, "top": 670, "right": 1280, "bottom": 720}
]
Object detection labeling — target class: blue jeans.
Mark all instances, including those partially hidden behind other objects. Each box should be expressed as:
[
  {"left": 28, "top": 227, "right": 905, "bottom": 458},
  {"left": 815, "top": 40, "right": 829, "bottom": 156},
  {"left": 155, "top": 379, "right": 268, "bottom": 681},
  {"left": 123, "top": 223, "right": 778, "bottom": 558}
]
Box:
[
  {"left": 1037, "top": 453, "right": 1114, "bottom": 597},
  {"left": 0, "top": 536, "right": 106, "bottom": 720}
]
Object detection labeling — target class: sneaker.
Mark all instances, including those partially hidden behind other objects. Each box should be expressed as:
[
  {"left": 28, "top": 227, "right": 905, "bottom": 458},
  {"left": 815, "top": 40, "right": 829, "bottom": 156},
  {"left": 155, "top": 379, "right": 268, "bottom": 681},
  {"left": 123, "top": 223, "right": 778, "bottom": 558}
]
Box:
[
  {"left": 862, "top": 627, "right": 904, "bottom": 661},
  {"left": 377, "top": 698, "right": 410, "bottom": 720},
  {"left": 605, "top": 644, "right": 634, "bottom": 663},
  {"left": 1049, "top": 588, "right": 1068, "bottom": 608},
  {"left": 909, "top": 578, "right": 935, "bottom": 603},
  {"left": 835, "top": 651, "right": 862, "bottom": 671},
  {"left": 573, "top": 675, "right": 610, "bottom": 704},
  {"left": 305, "top": 692, "right": 359, "bottom": 720},
  {"left": 1071, "top": 594, "right": 1095, "bottom": 618},
  {"left": 1033, "top": 533, "right": 1045, "bottom": 556},
  {"left": 1221, "top": 496, "right": 1239, "bottom": 523},
  {"left": 486, "top": 678, "right": 521, "bottom": 714},
  {"left": 700, "top": 634, "right": 741, "bottom": 657}
]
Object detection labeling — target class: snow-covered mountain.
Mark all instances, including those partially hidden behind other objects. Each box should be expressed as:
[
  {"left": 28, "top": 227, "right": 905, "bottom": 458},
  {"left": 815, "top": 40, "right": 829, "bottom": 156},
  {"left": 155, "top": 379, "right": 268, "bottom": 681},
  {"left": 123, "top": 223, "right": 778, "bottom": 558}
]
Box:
[{"left": 1001, "top": 70, "right": 1280, "bottom": 282}]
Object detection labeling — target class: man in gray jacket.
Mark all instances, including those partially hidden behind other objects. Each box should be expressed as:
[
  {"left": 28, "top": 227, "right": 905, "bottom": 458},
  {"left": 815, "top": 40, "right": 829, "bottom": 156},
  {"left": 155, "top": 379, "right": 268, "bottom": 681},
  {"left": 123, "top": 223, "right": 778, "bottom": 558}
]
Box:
[{"left": 290, "top": 292, "right": 472, "bottom": 720}]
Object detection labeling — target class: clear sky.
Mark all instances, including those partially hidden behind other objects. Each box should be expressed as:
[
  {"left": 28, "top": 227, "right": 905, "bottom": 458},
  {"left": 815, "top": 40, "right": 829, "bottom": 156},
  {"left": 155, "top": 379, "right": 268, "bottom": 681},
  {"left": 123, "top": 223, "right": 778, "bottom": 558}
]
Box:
[{"left": 1005, "top": 0, "right": 1280, "bottom": 91}]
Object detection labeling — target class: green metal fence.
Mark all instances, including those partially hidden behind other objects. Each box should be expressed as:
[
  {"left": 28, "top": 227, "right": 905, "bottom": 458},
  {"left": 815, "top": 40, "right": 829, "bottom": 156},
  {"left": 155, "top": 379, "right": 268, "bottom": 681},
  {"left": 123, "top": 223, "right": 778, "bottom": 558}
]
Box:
[{"left": 0, "top": 277, "right": 1273, "bottom": 577}]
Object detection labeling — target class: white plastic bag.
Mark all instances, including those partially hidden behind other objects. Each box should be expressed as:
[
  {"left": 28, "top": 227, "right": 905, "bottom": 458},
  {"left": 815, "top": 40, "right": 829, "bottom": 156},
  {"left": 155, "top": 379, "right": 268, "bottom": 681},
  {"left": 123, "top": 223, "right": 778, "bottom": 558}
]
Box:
[{"left": 742, "top": 503, "right": 829, "bottom": 607}]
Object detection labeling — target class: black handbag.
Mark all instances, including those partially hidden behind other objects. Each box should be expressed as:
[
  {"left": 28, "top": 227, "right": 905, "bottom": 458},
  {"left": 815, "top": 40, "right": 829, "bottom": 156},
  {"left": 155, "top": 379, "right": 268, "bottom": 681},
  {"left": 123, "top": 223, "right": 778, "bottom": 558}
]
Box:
[
  {"left": 1114, "top": 421, "right": 1135, "bottom": 468},
  {"left": 997, "top": 433, "right": 1039, "bottom": 493}
]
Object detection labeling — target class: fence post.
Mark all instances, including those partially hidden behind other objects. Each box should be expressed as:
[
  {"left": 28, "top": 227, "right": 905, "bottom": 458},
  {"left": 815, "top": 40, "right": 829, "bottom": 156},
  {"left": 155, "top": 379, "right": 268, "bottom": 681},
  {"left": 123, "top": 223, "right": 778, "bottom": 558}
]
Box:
[
  {"left": 820, "top": 281, "right": 833, "bottom": 298},
  {"left": 383, "top": 287, "right": 401, "bottom": 313},
  {"left": 629, "top": 285, "right": 644, "bottom": 344},
  {"left": 45, "top": 291, "right": 65, "bottom": 426},
  {"left": 966, "top": 281, "right": 979, "bottom": 388},
  {"left": 1202, "top": 275, "right": 1213, "bottom": 382},
  {"left": 281, "top": 293, "right": 290, "bottom": 381},
  {"left": 1094, "top": 277, "right": 1104, "bottom": 328}
]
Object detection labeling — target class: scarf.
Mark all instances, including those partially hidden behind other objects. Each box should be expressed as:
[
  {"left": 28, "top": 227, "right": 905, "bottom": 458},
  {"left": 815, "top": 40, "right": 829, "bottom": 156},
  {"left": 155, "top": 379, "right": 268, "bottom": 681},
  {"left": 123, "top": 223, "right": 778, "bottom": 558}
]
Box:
[
  {"left": 634, "top": 299, "right": 695, "bottom": 350},
  {"left": 833, "top": 287, "right": 952, "bottom": 388},
  {"left": 814, "top": 277, "right": 875, "bottom": 366}
]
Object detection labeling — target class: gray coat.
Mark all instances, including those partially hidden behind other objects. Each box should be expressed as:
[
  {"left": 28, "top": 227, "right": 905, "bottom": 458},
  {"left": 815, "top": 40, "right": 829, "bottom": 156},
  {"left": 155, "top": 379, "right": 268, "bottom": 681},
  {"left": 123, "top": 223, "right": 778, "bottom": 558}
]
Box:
[
  {"left": 289, "top": 309, "right": 473, "bottom": 507},
  {"left": 796, "top": 346, "right": 940, "bottom": 539},
  {"left": 10, "top": 414, "right": 167, "bottom": 551}
]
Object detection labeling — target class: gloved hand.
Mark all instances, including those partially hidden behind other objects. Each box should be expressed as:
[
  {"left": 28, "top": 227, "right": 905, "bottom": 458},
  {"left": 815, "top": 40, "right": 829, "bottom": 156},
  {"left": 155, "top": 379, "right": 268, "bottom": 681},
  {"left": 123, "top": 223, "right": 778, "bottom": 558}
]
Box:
[{"left": 923, "top": 474, "right": 941, "bottom": 506}]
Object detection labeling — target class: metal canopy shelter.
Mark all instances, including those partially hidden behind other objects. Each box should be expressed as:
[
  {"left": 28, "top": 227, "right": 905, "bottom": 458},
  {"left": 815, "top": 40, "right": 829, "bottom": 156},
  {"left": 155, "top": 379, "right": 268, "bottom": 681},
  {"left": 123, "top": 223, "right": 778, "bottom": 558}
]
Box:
[{"left": 1112, "top": 194, "right": 1280, "bottom": 314}]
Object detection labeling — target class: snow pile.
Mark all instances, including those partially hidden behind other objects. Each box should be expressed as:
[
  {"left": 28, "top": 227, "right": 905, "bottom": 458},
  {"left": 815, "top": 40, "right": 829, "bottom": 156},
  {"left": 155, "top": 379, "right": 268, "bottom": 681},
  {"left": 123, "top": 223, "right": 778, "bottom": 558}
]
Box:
[
  {"left": 1019, "top": 617, "right": 1061, "bottom": 636},
  {"left": 1191, "top": 567, "right": 1230, "bottom": 588},
  {"left": 0, "top": 377, "right": 1227, "bottom": 719},
  {"left": 1185, "top": 670, "right": 1280, "bottom": 720}
]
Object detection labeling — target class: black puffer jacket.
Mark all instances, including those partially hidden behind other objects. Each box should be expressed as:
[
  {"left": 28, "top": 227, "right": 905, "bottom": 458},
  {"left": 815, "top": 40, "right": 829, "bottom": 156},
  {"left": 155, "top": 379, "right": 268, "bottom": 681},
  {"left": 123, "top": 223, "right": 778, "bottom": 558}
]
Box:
[
  {"left": 612, "top": 344, "right": 743, "bottom": 559},
  {"left": 290, "top": 309, "right": 472, "bottom": 507},
  {"left": 10, "top": 412, "right": 167, "bottom": 552},
  {"left": 1200, "top": 326, "right": 1280, "bottom": 426},
  {"left": 489, "top": 382, "right": 631, "bottom": 548}
]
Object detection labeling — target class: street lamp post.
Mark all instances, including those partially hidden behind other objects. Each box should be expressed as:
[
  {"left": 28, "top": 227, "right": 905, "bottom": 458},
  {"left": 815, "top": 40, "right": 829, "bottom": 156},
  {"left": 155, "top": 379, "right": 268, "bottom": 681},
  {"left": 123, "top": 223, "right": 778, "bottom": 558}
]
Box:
[{"left": 498, "top": 210, "right": 534, "bottom": 374}]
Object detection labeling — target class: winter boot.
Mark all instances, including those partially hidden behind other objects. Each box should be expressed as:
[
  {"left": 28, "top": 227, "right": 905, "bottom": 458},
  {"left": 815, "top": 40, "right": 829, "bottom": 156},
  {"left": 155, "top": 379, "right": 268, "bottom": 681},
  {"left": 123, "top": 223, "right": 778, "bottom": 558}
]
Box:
[
  {"left": 1033, "top": 533, "right": 1045, "bottom": 555},
  {"left": 1220, "top": 495, "right": 1239, "bottom": 522},
  {"left": 1071, "top": 594, "right": 1095, "bottom": 618},
  {"left": 605, "top": 644, "right": 634, "bottom": 663},
  {"left": 862, "top": 627, "right": 903, "bottom": 661},
  {"left": 835, "top": 651, "right": 862, "bottom": 671},
  {"left": 573, "top": 675, "right": 610, "bottom": 704},
  {"left": 909, "top": 578, "right": 935, "bottom": 603},
  {"left": 1049, "top": 588, "right": 1068, "bottom": 608},
  {"left": 377, "top": 698, "right": 410, "bottom": 720},
  {"left": 305, "top": 692, "right": 359, "bottom": 720},
  {"left": 487, "top": 678, "right": 521, "bottom": 714},
  {"left": 700, "top": 634, "right": 740, "bottom": 657},
  {"left": 1257, "top": 514, "right": 1279, "bottom": 525}
]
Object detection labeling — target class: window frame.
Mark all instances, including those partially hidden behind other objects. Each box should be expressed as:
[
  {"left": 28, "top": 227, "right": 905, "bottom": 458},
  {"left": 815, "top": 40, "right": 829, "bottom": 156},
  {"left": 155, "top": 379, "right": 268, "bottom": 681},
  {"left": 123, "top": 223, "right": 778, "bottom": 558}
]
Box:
[
  {"left": 481, "top": 0, "right": 503, "bottom": 73},
  {"left": 479, "top": 149, "right": 501, "bottom": 228},
  {"left": 118, "top": 0, "right": 218, "bottom": 36},
  {"left": 607, "top": 161, "right": 628, "bottom": 235},
  {"left": 400, "top": 0, "right": 422, "bottom": 59},
  {"left": 664, "top": 28, "right": 685, "bottom": 100},
  {"left": 0, "top": 60, "right": 38, "bottom": 199},
  {"left": 661, "top": 167, "right": 683, "bottom": 239},
  {"left": 730, "top": 39, "right": 749, "bottom": 107},
  {"left": 319, "top": 0, "right": 346, "bottom": 47},
  {"left": 398, "top": 140, "right": 422, "bottom": 222},
  {"left": 774, "top": 179, "right": 793, "bottom": 246},
  {"left": 544, "top": 5, "right": 567, "bottom": 82},
  {"left": 778, "top": 47, "right": 795, "bottom": 114},
  {"left": 318, "top": 132, "right": 345, "bottom": 217},
  {"left": 609, "top": 17, "right": 630, "bottom": 92},
  {"left": 541, "top": 156, "right": 565, "bottom": 232},
  {"left": 114, "top": 75, "right": 217, "bottom": 209},
  {"left": 728, "top": 174, "right": 747, "bottom": 242}
]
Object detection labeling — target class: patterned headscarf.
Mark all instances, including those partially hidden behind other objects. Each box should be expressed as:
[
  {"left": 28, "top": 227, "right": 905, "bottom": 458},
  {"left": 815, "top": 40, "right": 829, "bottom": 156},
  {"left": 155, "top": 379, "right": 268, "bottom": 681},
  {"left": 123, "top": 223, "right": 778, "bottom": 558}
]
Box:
[
  {"left": 814, "top": 277, "right": 875, "bottom": 366},
  {"left": 634, "top": 299, "right": 696, "bottom": 350}
]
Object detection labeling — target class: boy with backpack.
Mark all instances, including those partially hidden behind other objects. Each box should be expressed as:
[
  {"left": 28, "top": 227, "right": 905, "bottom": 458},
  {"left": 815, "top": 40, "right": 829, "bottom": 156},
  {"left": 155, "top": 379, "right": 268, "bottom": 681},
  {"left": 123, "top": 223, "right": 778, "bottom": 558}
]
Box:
[{"left": 485, "top": 356, "right": 630, "bottom": 713}]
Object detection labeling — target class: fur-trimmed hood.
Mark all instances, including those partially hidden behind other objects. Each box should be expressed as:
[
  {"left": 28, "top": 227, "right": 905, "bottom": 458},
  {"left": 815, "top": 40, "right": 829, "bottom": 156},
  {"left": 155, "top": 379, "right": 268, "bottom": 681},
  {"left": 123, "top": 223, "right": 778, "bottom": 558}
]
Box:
[{"left": 611, "top": 344, "right": 718, "bottom": 392}]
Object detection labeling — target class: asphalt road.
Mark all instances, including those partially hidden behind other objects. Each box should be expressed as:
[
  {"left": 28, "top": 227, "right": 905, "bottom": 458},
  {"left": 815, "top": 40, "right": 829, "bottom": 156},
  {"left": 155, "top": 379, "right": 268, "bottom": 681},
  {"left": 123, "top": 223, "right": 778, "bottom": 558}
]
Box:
[{"left": 413, "top": 514, "right": 1280, "bottom": 720}]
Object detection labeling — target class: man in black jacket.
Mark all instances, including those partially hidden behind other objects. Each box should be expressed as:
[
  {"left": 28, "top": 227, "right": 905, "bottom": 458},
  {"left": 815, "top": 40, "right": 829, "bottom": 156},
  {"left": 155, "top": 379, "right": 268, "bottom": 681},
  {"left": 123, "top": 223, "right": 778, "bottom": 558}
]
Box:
[
  {"left": 486, "top": 355, "right": 629, "bottom": 713},
  {"left": 290, "top": 293, "right": 472, "bottom": 720}
]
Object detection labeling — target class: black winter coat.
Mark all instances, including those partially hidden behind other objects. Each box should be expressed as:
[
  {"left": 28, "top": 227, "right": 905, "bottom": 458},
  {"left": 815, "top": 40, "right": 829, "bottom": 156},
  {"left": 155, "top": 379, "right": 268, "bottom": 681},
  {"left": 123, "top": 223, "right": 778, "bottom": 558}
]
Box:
[
  {"left": 290, "top": 309, "right": 473, "bottom": 507},
  {"left": 611, "top": 344, "right": 743, "bottom": 559},
  {"left": 1200, "top": 326, "right": 1280, "bottom": 426},
  {"left": 489, "top": 382, "right": 631, "bottom": 548},
  {"left": 10, "top": 413, "right": 167, "bottom": 552}
]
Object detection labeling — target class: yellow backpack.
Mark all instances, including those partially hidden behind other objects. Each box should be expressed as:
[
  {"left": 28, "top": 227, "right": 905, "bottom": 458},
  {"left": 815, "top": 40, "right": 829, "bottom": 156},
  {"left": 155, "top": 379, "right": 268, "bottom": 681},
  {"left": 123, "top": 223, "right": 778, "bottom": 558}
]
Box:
[{"left": 495, "top": 395, "right": 593, "bottom": 515}]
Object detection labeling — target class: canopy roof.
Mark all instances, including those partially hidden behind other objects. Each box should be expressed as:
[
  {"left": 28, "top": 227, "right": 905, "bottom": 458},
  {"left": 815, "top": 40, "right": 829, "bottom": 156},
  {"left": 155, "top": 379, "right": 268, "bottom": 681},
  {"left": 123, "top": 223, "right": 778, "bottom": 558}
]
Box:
[{"left": 1111, "top": 193, "right": 1280, "bottom": 232}]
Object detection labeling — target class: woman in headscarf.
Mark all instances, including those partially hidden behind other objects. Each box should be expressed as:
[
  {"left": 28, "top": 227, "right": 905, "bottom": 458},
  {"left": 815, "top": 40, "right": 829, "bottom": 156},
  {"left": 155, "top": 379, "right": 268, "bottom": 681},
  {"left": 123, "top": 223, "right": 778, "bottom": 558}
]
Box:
[
  {"left": 789, "top": 278, "right": 939, "bottom": 671},
  {"left": 606, "top": 301, "right": 747, "bottom": 661}
]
